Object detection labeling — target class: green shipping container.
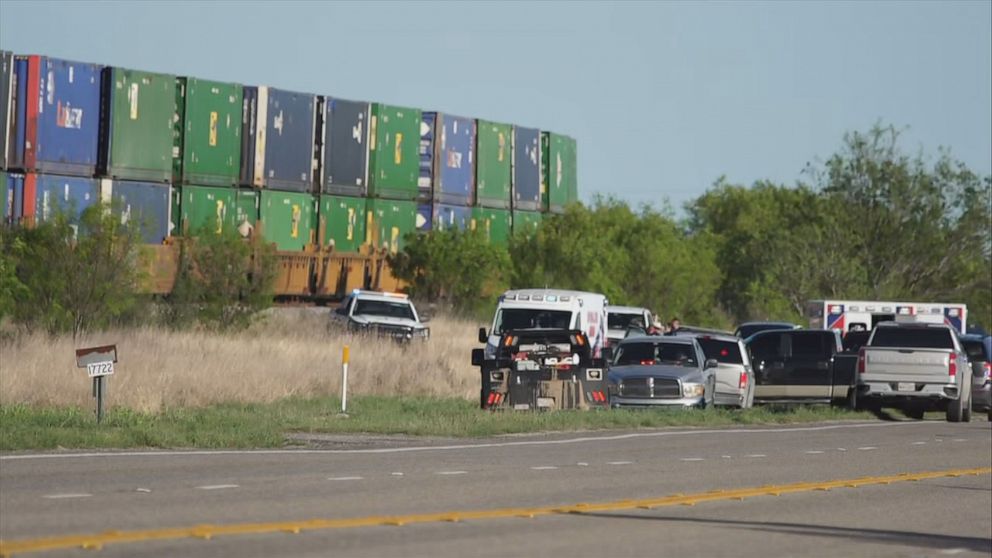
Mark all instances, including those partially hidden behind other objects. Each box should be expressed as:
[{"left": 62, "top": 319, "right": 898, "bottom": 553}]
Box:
[
  {"left": 476, "top": 120, "right": 512, "bottom": 209},
  {"left": 173, "top": 77, "right": 243, "bottom": 186},
  {"left": 179, "top": 185, "right": 236, "bottom": 236},
  {"left": 235, "top": 189, "right": 259, "bottom": 233},
  {"left": 259, "top": 190, "right": 315, "bottom": 251},
  {"left": 512, "top": 210, "right": 542, "bottom": 237},
  {"left": 472, "top": 207, "right": 512, "bottom": 246},
  {"left": 102, "top": 68, "right": 176, "bottom": 182},
  {"left": 540, "top": 132, "right": 550, "bottom": 212},
  {"left": 368, "top": 104, "right": 421, "bottom": 200},
  {"left": 319, "top": 194, "right": 366, "bottom": 253},
  {"left": 545, "top": 132, "right": 578, "bottom": 213},
  {"left": 366, "top": 198, "right": 416, "bottom": 253}
]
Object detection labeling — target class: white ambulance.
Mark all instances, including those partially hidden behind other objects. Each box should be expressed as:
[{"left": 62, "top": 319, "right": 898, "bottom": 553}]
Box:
[
  {"left": 806, "top": 300, "right": 968, "bottom": 335},
  {"left": 480, "top": 289, "right": 609, "bottom": 359}
]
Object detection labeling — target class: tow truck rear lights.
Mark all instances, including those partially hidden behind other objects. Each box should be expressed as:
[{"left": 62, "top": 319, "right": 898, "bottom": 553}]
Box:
[
  {"left": 857, "top": 348, "right": 866, "bottom": 374},
  {"left": 504, "top": 336, "right": 517, "bottom": 347},
  {"left": 640, "top": 359, "right": 654, "bottom": 365},
  {"left": 571, "top": 333, "right": 586, "bottom": 346},
  {"left": 948, "top": 353, "right": 956, "bottom": 379},
  {"left": 590, "top": 391, "right": 606, "bottom": 402},
  {"left": 486, "top": 392, "right": 505, "bottom": 407}
]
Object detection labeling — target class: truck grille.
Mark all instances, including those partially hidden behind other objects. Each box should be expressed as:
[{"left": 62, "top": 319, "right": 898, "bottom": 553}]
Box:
[{"left": 619, "top": 377, "right": 680, "bottom": 398}]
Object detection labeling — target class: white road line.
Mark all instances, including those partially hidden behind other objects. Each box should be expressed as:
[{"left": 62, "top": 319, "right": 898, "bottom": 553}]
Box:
[
  {"left": 196, "top": 484, "right": 239, "bottom": 490},
  {"left": 941, "top": 548, "right": 967, "bottom": 555},
  {"left": 911, "top": 441, "right": 927, "bottom": 445},
  {"left": 327, "top": 476, "right": 363, "bottom": 481},
  {"left": 857, "top": 447, "right": 877, "bottom": 451},
  {"left": 680, "top": 458, "right": 705, "bottom": 462},
  {"left": 135, "top": 488, "right": 152, "bottom": 493},
  {"left": 576, "top": 462, "right": 589, "bottom": 467},
  {"left": 390, "top": 472, "right": 404, "bottom": 477},
  {"left": 952, "top": 439, "right": 967, "bottom": 442},
  {"left": 436, "top": 471, "right": 468, "bottom": 476},
  {"left": 837, "top": 448, "right": 847, "bottom": 452},
  {"left": 0, "top": 422, "right": 921, "bottom": 461},
  {"left": 607, "top": 461, "right": 633, "bottom": 466},
  {"left": 42, "top": 493, "right": 92, "bottom": 499},
  {"left": 530, "top": 466, "right": 558, "bottom": 470},
  {"left": 746, "top": 454, "right": 767, "bottom": 458},
  {"left": 804, "top": 450, "right": 825, "bottom": 454},
  {"left": 721, "top": 455, "right": 732, "bottom": 459}
]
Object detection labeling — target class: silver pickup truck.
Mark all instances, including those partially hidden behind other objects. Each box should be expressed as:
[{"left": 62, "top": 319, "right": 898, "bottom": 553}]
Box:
[{"left": 855, "top": 322, "right": 973, "bottom": 422}]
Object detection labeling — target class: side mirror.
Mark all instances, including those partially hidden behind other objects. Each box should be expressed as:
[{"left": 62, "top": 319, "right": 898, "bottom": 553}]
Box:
[
  {"left": 601, "top": 347, "right": 614, "bottom": 363},
  {"left": 704, "top": 358, "right": 719, "bottom": 370},
  {"left": 471, "top": 348, "right": 485, "bottom": 367},
  {"left": 478, "top": 328, "right": 488, "bottom": 344}
]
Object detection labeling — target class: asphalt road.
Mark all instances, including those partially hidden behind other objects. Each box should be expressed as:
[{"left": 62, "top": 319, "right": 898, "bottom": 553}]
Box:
[{"left": 1, "top": 420, "right": 990, "bottom": 557}]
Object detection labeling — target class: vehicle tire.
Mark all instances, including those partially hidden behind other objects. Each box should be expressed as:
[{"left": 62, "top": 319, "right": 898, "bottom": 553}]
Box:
[
  {"left": 962, "top": 394, "right": 972, "bottom": 423},
  {"left": 904, "top": 405, "right": 926, "bottom": 420},
  {"left": 987, "top": 406, "right": 991, "bottom": 422},
  {"left": 946, "top": 395, "right": 965, "bottom": 423}
]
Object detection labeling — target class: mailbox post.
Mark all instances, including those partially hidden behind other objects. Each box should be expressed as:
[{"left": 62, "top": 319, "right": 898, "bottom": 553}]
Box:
[{"left": 75, "top": 345, "right": 117, "bottom": 424}]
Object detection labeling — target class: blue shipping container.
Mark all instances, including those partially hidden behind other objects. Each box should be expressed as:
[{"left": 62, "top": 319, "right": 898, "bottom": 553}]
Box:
[
  {"left": 418, "top": 112, "right": 436, "bottom": 200},
  {"left": 1, "top": 171, "right": 11, "bottom": 222},
  {"left": 33, "top": 174, "right": 98, "bottom": 224},
  {"left": 12, "top": 57, "right": 27, "bottom": 170},
  {"left": 321, "top": 97, "right": 370, "bottom": 197},
  {"left": 13, "top": 56, "right": 102, "bottom": 176},
  {"left": 9, "top": 173, "right": 23, "bottom": 222},
  {"left": 106, "top": 179, "right": 171, "bottom": 244},
  {"left": 434, "top": 203, "right": 472, "bottom": 232},
  {"left": 241, "top": 86, "right": 316, "bottom": 192},
  {"left": 416, "top": 203, "right": 432, "bottom": 232},
  {"left": 512, "top": 126, "right": 541, "bottom": 211},
  {"left": 420, "top": 112, "right": 474, "bottom": 206}
]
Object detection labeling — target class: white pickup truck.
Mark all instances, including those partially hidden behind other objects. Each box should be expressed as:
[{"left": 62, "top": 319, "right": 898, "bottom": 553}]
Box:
[{"left": 855, "top": 322, "right": 973, "bottom": 422}]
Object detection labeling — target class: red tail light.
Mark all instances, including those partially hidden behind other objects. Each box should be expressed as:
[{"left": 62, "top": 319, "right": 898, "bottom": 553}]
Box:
[
  {"left": 983, "top": 362, "right": 991, "bottom": 380},
  {"left": 739, "top": 371, "right": 748, "bottom": 389},
  {"left": 590, "top": 391, "right": 607, "bottom": 403},
  {"left": 640, "top": 359, "right": 654, "bottom": 365},
  {"left": 948, "top": 353, "right": 956, "bottom": 379},
  {"left": 857, "top": 348, "right": 866, "bottom": 374}
]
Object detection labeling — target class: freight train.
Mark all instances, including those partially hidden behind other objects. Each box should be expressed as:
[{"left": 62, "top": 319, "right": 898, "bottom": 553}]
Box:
[{"left": 0, "top": 51, "right": 579, "bottom": 299}]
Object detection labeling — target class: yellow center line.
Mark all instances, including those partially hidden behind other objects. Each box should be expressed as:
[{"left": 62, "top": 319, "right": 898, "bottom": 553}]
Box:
[{"left": 1, "top": 467, "right": 988, "bottom": 557}]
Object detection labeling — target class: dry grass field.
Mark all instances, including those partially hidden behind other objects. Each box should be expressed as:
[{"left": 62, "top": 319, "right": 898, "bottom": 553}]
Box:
[{"left": 0, "top": 309, "right": 483, "bottom": 412}]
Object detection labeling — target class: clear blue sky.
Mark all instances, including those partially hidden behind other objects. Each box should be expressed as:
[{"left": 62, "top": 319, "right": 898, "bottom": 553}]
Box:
[{"left": 2, "top": 1, "right": 989, "bottom": 210}]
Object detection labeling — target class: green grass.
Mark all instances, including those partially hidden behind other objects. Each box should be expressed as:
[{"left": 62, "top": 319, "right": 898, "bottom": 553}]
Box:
[{"left": 0, "top": 397, "right": 876, "bottom": 451}]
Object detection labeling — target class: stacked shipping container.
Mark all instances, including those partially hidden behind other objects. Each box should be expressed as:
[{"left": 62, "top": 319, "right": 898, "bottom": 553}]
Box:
[{"left": 1, "top": 50, "right": 580, "bottom": 259}]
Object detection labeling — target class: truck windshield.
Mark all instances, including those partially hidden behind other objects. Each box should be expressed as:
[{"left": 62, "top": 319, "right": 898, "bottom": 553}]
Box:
[
  {"left": 353, "top": 300, "right": 415, "bottom": 320},
  {"left": 608, "top": 313, "right": 641, "bottom": 330},
  {"left": 494, "top": 309, "right": 572, "bottom": 334},
  {"left": 695, "top": 338, "right": 744, "bottom": 364},
  {"left": 870, "top": 328, "right": 954, "bottom": 349},
  {"left": 615, "top": 342, "right": 698, "bottom": 367}
]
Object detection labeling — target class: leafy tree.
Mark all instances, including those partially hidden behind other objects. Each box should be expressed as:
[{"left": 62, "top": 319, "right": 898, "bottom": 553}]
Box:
[
  {"left": 1, "top": 203, "right": 145, "bottom": 337},
  {"left": 163, "top": 229, "right": 278, "bottom": 331},
  {"left": 388, "top": 228, "right": 511, "bottom": 317}
]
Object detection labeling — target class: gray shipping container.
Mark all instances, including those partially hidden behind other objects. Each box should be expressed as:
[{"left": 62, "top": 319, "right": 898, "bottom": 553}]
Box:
[
  {"left": 240, "top": 86, "right": 317, "bottom": 192},
  {"left": 321, "top": 97, "right": 370, "bottom": 197},
  {"left": 512, "top": 126, "right": 541, "bottom": 211}
]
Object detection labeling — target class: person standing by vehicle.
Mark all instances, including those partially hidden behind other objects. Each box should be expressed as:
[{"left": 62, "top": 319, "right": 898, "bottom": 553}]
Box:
[{"left": 667, "top": 317, "right": 682, "bottom": 335}]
